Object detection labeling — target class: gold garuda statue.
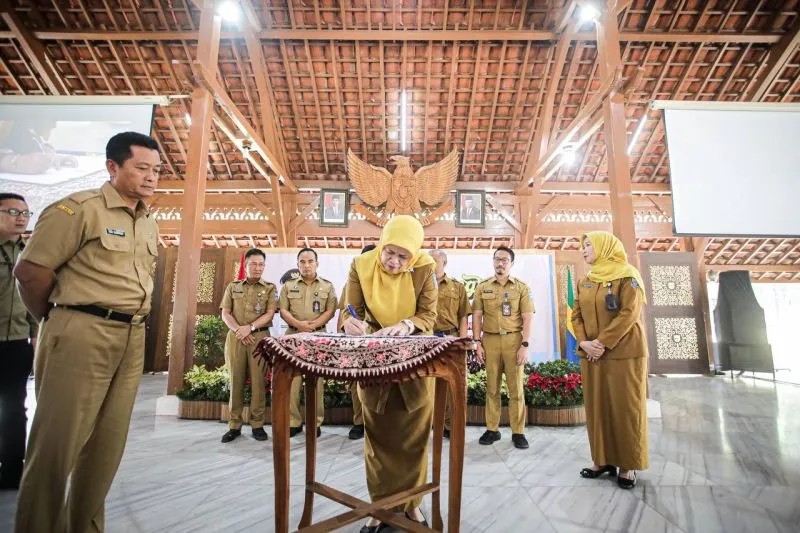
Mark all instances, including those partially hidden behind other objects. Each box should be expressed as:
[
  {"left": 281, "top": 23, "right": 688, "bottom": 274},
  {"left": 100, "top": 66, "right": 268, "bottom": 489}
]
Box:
[{"left": 347, "top": 148, "right": 460, "bottom": 223}]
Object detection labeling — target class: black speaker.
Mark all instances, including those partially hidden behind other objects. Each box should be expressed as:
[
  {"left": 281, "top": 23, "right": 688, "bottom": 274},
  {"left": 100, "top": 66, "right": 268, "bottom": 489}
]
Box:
[{"left": 713, "top": 271, "right": 773, "bottom": 372}]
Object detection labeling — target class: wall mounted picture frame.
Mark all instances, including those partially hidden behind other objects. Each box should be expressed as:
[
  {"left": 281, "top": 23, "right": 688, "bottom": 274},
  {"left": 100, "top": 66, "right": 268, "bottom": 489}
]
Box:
[
  {"left": 455, "top": 190, "right": 485, "bottom": 228},
  {"left": 319, "top": 189, "right": 349, "bottom": 227}
]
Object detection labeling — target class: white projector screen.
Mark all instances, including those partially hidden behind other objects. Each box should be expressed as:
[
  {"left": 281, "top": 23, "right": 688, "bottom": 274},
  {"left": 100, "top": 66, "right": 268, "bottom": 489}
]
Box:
[
  {"left": 0, "top": 96, "right": 158, "bottom": 228},
  {"left": 657, "top": 101, "right": 800, "bottom": 237}
]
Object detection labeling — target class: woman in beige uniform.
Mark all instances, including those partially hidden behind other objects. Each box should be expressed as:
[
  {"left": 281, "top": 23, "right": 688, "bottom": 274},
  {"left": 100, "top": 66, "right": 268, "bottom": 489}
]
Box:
[
  {"left": 571, "top": 231, "right": 649, "bottom": 489},
  {"left": 342, "top": 215, "right": 437, "bottom": 532}
]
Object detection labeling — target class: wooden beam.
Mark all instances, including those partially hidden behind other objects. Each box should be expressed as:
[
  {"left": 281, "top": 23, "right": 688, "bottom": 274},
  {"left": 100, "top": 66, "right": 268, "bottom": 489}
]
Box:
[
  {"left": 0, "top": 8, "right": 68, "bottom": 94},
  {"left": 751, "top": 17, "right": 800, "bottom": 101},
  {"left": 191, "top": 62, "right": 296, "bottom": 192},
  {"left": 0, "top": 29, "right": 784, "bottom": 44},
  {"left": 156, "top": 179, "right": 673, "bottom": 194},
  {"left": 706, "top": 264, "right": 800, "bottom": 273},
  {"left": 167, "top": 0, "right": 221, "bottom": 395},
  {"left": 596, "top": 5, "right": 639, "bottom": 267}
]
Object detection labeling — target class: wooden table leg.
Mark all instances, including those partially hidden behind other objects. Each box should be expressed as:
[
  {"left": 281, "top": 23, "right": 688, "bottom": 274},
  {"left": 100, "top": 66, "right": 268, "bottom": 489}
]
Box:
[
  {"left": 431, "top": 375, "right": 448, "bottom": 530},
  {"left": 272, "top": 361, "right": 293, "bottom": 533},
  {"left": 447, "top": 362, "right": 466, "bottom": 533},
  {"left": 299, "top": 374, "right": 318, "bottom": 528}
]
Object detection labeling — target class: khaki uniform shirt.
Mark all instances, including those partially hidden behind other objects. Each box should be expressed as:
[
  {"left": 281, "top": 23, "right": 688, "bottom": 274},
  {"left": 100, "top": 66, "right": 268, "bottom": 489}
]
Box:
[
  {"left": 472, "top": 276, "right": 534, "bottom": 334},
  {"left": 278, "top": 275, "right": 337, "bottom": 333},
  {"left": 571, "top": 277, "right": 647, "bottom": 360},
  {"left": 1, "top": 239, "right": 37, "bottom": 341},
  {"left": 433, "top": 275, "right": 471, "bottom": 334},
  {"left": 345, "top": 261, "right": 438, "bottom": 414},
  {"left": 20, "top": 182, "right": 159, "bottom": 315},
  {"left": 220, "top": 279, "right": 278, "bottom": 329}
]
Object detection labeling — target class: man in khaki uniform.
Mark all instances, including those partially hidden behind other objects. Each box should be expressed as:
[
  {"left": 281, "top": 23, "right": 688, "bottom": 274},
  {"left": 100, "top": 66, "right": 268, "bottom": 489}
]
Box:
[
  {"left": 0, "top": 193, "right": 37, "bottom": 490},
  {"left": 429, "top": 249, "right": 471, "bottom": 439},
  {"left": 13, "top": 132, "right": 161, "bottom": 532},
  {"left": 473, "top": 245, "right": 534, "bottom": 450},
  {"left": 280, "top": 247, "right": 337, "bottom": 438},
  {"left": 336, "top": 243, "right": 374, "bottom": 440},
  {"left": 220, "top": 248, "right": 277, "bottom": 443}
]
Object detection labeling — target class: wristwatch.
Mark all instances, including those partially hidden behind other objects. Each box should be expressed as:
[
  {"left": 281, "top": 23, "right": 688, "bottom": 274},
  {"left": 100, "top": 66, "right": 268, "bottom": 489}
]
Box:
[
  {"left": 400, "top": 319, "right": 415, "bottom": 334},
  {"left": 521, "top": 341, "right": 530, "bottom": 348},
  {"left": 250, "top": 324, "right": 256, "bottom": 332}
]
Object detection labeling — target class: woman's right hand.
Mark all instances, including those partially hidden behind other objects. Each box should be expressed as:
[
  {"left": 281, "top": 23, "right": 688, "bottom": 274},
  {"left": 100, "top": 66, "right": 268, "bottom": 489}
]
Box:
[
  {"left": 580, "top": 340, "right": 604, "bottom": 360},
  {"left": 343, "top": 316, "right": 368, "bottom": 336}
]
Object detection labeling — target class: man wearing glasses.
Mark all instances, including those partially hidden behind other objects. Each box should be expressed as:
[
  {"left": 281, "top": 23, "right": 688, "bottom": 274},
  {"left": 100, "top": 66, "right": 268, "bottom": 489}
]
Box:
[
  {"left": 0, "top": 193, "right": 36, "bottom": 490},
  {"left": 472, "top": 246, "right": 534, "bottom": 450}
]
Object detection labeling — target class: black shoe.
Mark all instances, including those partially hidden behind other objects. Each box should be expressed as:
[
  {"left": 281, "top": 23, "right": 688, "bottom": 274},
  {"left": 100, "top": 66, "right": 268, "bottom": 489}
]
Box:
[
  {"left": 443, "top": 428, "right": 451, "bottom": 440},
  {"left": 316, "top": 427, "right": 321, "bottom": 437},
  {"left": 251, "top": 427, "right": 268, "bottom": 441},
  {"left": 221, "top": 429, "right": 241, "bottom": 443},
  {"left": 405, "top": 511, "right": 429, "bottom": 527},
  {"left": 348, "top": 424, "right": 365, "bottom": 440},
  {"left": 478, "top": 430, "right": 501, "bottom": 445},
  {"left": 359, "top": 522, "right": 390, "bottom": 533},
  {"left": 511, "top": 433, "right": 529, "bottom": 449},
  {"left": 289, "top": 426, "right": 303, "bottom": 438},
  {"left": 580, "top": 464, "right": 617, "bottom": 478},
  {"left": 617, "top": 471, "right": 637, "bottom": 489}
]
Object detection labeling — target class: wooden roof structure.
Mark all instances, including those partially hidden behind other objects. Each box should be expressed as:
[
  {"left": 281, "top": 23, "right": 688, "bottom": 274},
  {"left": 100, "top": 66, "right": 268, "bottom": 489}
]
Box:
[{"left": 1, "top": 0, "right": 799, "bottom": 282}]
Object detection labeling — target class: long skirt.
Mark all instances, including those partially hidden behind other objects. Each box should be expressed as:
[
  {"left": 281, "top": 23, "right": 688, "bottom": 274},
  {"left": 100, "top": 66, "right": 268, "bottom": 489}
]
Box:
[
  {"left": 361, "top": 383, "right": 434, "bottom": 511},
  {"left": 581, "top": 357, "right": 649, "bottom": 470}
]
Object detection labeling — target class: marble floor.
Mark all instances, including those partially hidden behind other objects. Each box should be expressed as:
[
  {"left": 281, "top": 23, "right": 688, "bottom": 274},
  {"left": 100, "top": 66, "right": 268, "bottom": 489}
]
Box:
[{"left": 2, "top": 374, "right": 800, "bottom": 532}]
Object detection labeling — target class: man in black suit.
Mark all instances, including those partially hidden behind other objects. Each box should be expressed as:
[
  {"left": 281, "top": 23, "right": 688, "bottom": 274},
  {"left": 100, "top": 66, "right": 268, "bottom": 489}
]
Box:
[
  {"left": 460, "top": 196, "right": 479, "bottom": 221},
  {"left": 324, "top": 195, "right": 344, "bottom": 221}
]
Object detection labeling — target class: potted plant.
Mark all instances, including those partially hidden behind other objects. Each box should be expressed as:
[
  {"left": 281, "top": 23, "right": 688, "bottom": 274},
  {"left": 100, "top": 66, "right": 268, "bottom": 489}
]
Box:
[
  {"left": 323, "top": 379, "right": 354, "bottom": 425},
  {"left": 193, "top": 315, "right": 227, "bottom": 370},
  {"left": 524, "top": 359, "right": 585, "bottom": 426},
  {"left": 176, "top": 365, "right": 229, "bottom": 419}
]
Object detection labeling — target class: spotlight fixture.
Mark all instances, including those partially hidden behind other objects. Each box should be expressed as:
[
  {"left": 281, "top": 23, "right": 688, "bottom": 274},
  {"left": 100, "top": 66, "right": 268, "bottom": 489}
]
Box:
[
  {"left": 578, "top": 4, "right": 600, "bottom": 23},
  {"left": 217, "top": 1, "right": 240, "bottom": 23},
  {"left": 560, "top": 143, "right": 577, "bottom": 166}
]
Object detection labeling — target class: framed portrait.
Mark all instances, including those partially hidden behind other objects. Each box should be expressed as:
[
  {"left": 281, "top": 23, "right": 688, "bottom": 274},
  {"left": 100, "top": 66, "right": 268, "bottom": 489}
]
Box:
[
  {"left": 319, "top": 189, "right": 349, "bottom": 227},
  {"left": 455, "top": 190, "right": 485, "bottom": 228}
]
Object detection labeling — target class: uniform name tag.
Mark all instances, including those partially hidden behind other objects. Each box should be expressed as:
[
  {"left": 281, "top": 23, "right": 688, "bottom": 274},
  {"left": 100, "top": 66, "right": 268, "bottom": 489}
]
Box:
[{"left": 106, "top": 228, "right": 126, "bottom": 237}]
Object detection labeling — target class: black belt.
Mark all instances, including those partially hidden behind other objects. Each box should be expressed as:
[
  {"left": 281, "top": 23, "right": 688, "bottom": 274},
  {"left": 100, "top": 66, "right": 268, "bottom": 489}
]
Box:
[
  {"left": 434, "top": 328, "right": 458, "bottom": 336},
  {"left": 252, "top": 327, "right": 270, "bottom": 333},
  {"left": 53, "top": 304, "right": 148, "bottom": 325}
]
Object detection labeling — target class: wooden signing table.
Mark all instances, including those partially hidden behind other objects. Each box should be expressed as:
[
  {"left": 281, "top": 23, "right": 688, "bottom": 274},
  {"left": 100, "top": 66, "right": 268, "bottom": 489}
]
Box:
[{"left": 255, "top": 334, "right": 469, "bottom": 533}]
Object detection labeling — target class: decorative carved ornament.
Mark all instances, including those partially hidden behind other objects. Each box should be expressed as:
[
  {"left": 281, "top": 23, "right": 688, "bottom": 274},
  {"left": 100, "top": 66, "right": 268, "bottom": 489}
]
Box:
[{"left": 346, "top": 148, "right": 460, "bottom": 226}]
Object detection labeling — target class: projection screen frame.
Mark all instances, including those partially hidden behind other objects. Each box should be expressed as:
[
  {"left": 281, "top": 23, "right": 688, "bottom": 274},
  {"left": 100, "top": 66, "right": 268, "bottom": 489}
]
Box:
[{"left": 652, "top": 100, "right": 800, "bottom": 238}]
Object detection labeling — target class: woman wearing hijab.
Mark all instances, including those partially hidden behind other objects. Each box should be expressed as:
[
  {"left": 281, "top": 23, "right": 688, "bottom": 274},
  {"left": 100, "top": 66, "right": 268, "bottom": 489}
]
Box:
[
  {"left": 571, "top": 231, "right": 649, "bottom": 489},
  {"left": 342, "top": 215, "right": 437, "bottom": 532}
]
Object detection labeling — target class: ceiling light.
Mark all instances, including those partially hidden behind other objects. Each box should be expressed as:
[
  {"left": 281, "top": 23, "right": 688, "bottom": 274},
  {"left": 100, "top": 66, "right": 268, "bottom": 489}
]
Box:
[
  {"left": 579, "top": 4, "right": 600, "bottom": 23},
  {"left": 627, "top": 114, "right": 648, "bottom": 155},
  {"left": 217, "top": 1, "right": 240, "bottom": 23},
  {"left": 560, "top": 143, "right": 577, "bottom": 166},
  {"left": 184, "top": 113, "right": 192, "bottom": 126}
]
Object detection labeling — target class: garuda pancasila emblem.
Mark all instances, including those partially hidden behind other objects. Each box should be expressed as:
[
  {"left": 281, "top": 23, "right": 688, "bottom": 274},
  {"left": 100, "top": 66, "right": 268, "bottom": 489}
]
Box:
[{"left": 347, "top": 148, "right": 460, "bottom": 225}]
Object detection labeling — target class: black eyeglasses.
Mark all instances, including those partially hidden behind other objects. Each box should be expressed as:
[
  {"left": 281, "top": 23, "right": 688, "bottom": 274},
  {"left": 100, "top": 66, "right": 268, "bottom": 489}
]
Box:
[{"left": 0, "top": 208, "right": 33, "bottom": 217}]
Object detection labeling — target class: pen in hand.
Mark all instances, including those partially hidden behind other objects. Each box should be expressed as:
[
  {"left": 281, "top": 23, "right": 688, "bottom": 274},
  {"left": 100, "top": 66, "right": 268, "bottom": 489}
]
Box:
[{"left": 344, "top": 304, "right": 368, "bottom": 336}]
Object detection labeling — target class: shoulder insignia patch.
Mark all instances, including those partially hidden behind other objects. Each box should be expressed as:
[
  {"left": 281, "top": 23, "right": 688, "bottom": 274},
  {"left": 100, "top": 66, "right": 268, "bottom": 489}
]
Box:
[
  {"left": 581, "top": 282, "right": 594, "bottom": 288},
  {"left": 56, "top": 204, "right": 75, "bottom": 216},
  {"left": 630, "top": 278, "right": 640, "bottom": 289}
]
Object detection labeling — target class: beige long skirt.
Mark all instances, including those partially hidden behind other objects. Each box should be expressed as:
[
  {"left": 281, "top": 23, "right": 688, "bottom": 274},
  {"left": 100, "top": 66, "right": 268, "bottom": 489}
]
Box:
[{"left": 581, "top": 357, "right": 649, "bottom": 470}]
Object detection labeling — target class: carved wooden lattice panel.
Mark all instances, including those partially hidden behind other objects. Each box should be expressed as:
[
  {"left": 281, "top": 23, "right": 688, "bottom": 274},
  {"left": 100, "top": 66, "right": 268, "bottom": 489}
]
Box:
[{"left": 640, "top": 252, "right": 709, "bottom": 374}]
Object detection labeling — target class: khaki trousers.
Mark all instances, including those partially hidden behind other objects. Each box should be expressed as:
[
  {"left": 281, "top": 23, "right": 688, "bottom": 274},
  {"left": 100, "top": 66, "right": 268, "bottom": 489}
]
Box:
[
  {"left": 362, "top": 381, "right": 433, "bottom": 511},
  {"left": 15, "top": 307, "right": 145, "bottom": 533},
  {"left": 289, "top": 376, "right": 325, "bottom": 428},
  {"left": 225, "top": 330, "right": 269, "bottom": 430},
  {"left": 483, "top": 332, "right": 526, "bottom": 433},
  {"left": 351, "top": 383, "right": 363, "bottom": 425}
]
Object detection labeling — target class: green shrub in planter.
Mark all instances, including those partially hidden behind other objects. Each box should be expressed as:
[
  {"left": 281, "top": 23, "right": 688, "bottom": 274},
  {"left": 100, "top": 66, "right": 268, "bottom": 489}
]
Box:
[
  {"left": 176, "top": 365, "right": 230, "bottom": 402},
  {"left": 194, "top": 316, "right": 227, "bottom": 370},
  {"left": 323, "top": 379, "right": 353, "bottom": 408}
]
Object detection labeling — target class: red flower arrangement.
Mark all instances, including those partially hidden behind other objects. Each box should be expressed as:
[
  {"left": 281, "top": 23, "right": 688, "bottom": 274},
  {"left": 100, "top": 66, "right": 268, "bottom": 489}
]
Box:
[{"left": 523, "top": 360, "right": 583, "bottom": 407}]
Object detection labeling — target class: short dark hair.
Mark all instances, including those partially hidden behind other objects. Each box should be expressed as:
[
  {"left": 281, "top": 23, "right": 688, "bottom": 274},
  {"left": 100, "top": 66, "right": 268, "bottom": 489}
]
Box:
[
  {"left": 361, "top": 244, "right": 376, "bottom": 254},
  {"left": 106, "top": 131, "right": 159, "bottom": 166},
  {"left": 0, "top": 193, "right": 26, "bottom": 204},
  {"left": 297, "top": 247, "right": 318, "bottom": 261},
  {"left": 244, "top": 248, "right": 265, "bottom": 261},
  {"left": 494, "top": 245, "right": 515, "bottom": 263}
]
